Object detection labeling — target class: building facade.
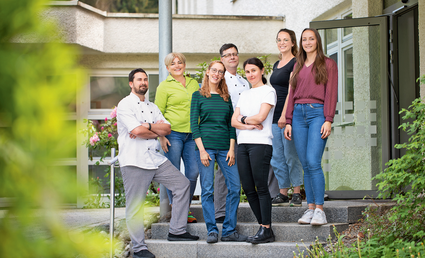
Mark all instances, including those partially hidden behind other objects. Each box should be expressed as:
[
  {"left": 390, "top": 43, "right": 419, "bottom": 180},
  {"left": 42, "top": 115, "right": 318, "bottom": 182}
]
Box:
[{"left": 44, "top": 0, "right": 423, "bottom": 205}]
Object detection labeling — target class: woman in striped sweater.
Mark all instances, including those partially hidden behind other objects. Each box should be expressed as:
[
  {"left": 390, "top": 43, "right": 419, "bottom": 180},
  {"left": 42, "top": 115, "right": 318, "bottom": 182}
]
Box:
[{"left": 190, "top": 60, "right": 247, "bottom": 244}]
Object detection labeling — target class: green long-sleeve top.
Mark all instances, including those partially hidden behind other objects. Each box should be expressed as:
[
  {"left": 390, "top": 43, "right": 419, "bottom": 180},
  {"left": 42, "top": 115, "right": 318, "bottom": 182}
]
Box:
[
  {"left": 190, "top": 91, "right": 236, "bottom": 150},
  {"left": 155, "top": 75, "right": 200, "bottom": 133}
]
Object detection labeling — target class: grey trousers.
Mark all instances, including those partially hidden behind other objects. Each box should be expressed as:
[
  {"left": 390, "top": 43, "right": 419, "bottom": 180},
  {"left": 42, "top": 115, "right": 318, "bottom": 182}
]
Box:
[
  {"left": 121, "top": 160, "right": 190, "bottom": 252},
  {"left": 214, "top": 145, "right": 280, "bottom": 218},
  {"left": 268, "top": 166, "right": 280, "bottom": 198}
]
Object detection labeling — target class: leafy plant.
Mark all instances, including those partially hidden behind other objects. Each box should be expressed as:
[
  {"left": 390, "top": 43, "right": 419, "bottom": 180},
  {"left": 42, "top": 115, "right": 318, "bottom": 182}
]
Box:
[
  {"left": 145, "top": 182, "right": 161, "bottom": 206},
  {"left": 191, "top": 57, "right": 220, "bottom": 83},
  {"left": 84, "top": 177, "right": 109, "bottom": 209},
  {"left": 81, "top": 107, "right": 128, "bottom": 208},
  {"left": 293, "top": 226, "right": 425, "bottom": 258},
  {"left": 360, "top": 203, "right": 424, "bottom": 245},
  {"left": 191, "top": 55, "right": 273, "bottom": 83},
  {"left": 83, "top": 107, "right": 118, "bottom": 162},
  {"left": 80, "top": 0, "right": 159, "bottom": 13},
  {"left": 236, "top": 54, "right": 273, "bottom": 78},
  {"left": 373, "top": 80, "right": 425, "bottom": 242}
]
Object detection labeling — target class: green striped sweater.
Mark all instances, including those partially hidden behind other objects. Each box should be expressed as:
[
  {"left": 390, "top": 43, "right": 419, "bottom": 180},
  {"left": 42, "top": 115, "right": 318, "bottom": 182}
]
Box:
[{"left": 190, "top": 91, "right": 236, "bottom": 150}]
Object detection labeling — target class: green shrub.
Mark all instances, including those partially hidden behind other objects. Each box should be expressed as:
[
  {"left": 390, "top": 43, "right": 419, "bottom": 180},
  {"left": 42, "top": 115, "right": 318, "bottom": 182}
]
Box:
[
  {"left": 191, "top": 55, "right": 273, "bottom": 83},
  {"left": 373, "top": 81, "right": 425, "bottom": 242},
  {"left": 294, "top": 227, "right": 425, "bottom": 258}
]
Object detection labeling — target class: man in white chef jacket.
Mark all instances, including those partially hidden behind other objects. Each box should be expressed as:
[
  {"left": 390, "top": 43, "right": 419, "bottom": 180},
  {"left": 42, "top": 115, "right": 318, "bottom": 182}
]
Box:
[{"left": 117, "top": 68, "right": 199, "bottom": 258}]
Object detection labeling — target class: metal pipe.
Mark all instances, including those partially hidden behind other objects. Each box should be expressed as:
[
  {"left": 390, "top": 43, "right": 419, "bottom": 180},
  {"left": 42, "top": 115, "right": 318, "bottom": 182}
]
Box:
[
  {"left": 109, "top": 148, "right": 116, "bottom": 258},
  {"left": 158, "top": 0, "right": 172, "bottom": 219}
]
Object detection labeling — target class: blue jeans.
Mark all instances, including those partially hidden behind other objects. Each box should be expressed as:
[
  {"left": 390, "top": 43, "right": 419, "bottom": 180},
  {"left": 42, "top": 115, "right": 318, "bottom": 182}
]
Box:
[
  {"left": 270, "top": 123, "right": 303, "bottom": 189},
  {"left": 196, "top": 149, "right": 241, "bottom": 237},
  {"left": 164, "top": 131, "right": 199, "bottom": 205},
  {"left": 292, "top": 104, "right": 327, "bottom": 205}
]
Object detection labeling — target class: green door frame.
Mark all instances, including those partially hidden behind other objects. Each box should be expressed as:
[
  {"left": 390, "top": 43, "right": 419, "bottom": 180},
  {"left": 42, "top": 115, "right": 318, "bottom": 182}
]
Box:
[{"left": 310, "top": 16, "right": 389, "bottom": 199}]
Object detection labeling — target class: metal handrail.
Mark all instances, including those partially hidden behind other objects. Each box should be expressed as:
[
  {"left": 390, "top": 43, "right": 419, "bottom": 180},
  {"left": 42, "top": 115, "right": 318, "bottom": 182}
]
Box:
[{"left": 108, "top": 148, "right": 118, "bottom": 258}]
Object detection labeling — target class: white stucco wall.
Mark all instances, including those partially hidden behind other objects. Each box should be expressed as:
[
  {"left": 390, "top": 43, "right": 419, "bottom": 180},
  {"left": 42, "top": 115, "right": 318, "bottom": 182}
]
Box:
[
  {"left": 177, "top": 0, "right": 350, "bottom": 41},
  {"left": 178, "top": 0, "right": 425, "bottom": 96},
  {"left": 46, "top": 2, "right": 284, "bottom": 56}
]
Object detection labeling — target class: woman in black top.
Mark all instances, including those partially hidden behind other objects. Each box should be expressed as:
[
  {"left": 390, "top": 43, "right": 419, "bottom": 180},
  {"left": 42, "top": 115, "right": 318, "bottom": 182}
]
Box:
[{"left": 269, "top": 29, "right": 304, "bottom": 207}]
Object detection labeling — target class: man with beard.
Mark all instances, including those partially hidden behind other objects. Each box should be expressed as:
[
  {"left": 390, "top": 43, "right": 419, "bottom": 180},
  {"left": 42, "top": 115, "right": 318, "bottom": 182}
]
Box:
[{"left": 117, "top": 68, "right": 199, "bottom": 258}]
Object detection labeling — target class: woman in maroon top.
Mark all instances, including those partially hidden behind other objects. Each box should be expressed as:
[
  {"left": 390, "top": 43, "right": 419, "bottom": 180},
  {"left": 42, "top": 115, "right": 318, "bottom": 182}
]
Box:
[{"left": 284, "top": 28, "right": 338, "bottom": 226}]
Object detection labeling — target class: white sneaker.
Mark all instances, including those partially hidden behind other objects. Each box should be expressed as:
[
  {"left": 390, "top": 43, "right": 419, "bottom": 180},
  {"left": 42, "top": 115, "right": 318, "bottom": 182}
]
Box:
[
  {"left": 298, "top": 209, "right": 315, "bottom": 224},
  {"left": 310, "top": 208, "right": 327, "bottom": 225}
]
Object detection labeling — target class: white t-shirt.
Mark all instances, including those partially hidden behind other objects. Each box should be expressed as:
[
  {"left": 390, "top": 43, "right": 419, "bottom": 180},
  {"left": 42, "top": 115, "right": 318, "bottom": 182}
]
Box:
[{"left": 236, "top": 85, "right": 276, "bottom": 145}]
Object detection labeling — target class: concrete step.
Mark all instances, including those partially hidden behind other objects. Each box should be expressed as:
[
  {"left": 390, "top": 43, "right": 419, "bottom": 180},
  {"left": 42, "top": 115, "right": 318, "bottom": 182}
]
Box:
[
  {"left": 145, "top": 239, "right": 307, "bottom": 258},
  {"left": 189, "top": 201, "right": 368, "bottom": 223},
  {"left": 151, "top": 221, "right": 348, "bottom": 242}
]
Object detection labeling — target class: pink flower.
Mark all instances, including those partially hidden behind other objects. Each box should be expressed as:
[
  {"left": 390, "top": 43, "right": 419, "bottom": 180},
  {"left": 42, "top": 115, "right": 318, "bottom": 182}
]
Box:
[
  {"left": 108, "top": 133, "right": 112, "bottom": 138},
  {"left": 105, "top": 117, "right": 108, "bottom": 122},
  {"left": 157, "top": 188, "right": 160, "bottom": 192},
  {"left": 101, "top": 127, "right": 104, "bottom": 131},
  {"left": 110, "top": 107, "right": 117, "bottom": 118},
  {"left": 113, "top": 123, "right": 117, "bottom": 126},
  {"left": 89, "top": 133, "right": 100, "bottom": 146}
]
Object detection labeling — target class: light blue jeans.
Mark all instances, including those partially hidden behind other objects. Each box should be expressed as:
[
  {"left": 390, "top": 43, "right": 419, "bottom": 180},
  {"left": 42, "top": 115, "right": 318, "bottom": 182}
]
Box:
[
  {"left": 196, "top": 149, "right": 240, "bottom": 237},
  {"left": 292, "top": 103, "right": 327, "bottom": 205},
  {"left": 164, "top": 130, "right": 199, "bottom": 205},
  {"left": 270, "top": 123, "right": 303, "bottom": 189}
]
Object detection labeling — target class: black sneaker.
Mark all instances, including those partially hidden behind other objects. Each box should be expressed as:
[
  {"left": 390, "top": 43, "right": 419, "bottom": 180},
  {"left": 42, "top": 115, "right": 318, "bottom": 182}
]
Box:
[
  {"left": 271, "top": 193, "right": 289, "bottom": 206},
  {"left": 221, "top": 231, "right": 248, "bottom": 242},
  {"left": 133, "top": 249, "right": 155, "bottom": 258},
  {"left": 290, "top": 193, "right": 302, "bottom": 207},
  {"left": 167, "top": 232, "right": 199, "bottom": 241}
]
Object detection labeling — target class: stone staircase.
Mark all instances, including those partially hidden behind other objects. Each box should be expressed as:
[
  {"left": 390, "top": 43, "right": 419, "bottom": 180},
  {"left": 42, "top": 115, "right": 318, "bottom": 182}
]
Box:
[{"left": 147, "top": 200, "right": 370, "bottom": 258}]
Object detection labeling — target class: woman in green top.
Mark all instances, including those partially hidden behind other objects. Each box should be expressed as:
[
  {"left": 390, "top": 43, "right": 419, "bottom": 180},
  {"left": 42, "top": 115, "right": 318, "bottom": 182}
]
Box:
[
  {"left": 155, "top": 52, "right": 199, "bottom": 223},
  {"left": 190, "top": 61, "right": 246, "bottom": 243}
]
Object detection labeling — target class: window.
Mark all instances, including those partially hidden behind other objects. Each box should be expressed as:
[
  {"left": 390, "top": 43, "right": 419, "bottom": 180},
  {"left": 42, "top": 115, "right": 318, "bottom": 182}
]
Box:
[{"left": 322, "top": 11, "right": 354, "bottom": 125}]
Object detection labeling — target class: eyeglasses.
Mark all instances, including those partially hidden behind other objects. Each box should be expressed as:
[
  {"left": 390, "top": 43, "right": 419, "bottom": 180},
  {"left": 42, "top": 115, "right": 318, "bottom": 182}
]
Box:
[
  {"left": 276, "top": 38, "right": 291, "bottom": 43},
  {"left": 221, "top": 52, "right": 238, "bottom": 58},
  {"left": 210, "top": 68, "right": 224, "bottom": 75}
]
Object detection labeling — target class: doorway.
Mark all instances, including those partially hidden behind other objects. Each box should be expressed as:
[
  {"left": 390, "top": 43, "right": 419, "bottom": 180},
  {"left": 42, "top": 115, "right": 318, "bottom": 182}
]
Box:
[{"left": 310, "top": 16, "right": 390, "bottom": 199}]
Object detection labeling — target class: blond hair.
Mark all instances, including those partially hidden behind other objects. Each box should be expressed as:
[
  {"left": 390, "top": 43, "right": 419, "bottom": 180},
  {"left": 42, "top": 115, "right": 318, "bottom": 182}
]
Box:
[{"left": 164, "top": 52, "right": 186, "bottom": 67}]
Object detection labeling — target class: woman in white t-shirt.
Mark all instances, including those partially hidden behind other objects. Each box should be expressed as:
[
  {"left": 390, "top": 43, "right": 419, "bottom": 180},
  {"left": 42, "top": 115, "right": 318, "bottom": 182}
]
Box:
[{"left": 231, "top": 57, "right": 276, "bottom": 244}]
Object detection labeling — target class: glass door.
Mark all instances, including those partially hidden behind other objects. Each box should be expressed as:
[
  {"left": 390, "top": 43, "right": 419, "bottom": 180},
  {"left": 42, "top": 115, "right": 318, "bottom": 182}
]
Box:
[{"left": 310, "top": 17, "right": 389, "bottom": 198}]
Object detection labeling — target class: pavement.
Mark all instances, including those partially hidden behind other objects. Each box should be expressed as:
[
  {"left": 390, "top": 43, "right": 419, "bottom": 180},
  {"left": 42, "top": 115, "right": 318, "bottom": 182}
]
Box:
[{"left": 58, "top": 206, "right": 160, "bottom": 229}]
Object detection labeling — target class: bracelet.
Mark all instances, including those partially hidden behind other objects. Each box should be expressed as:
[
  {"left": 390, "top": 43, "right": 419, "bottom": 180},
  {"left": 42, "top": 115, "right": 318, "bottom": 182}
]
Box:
[
  {"left": 241, "top": 116, "right": 247, "bottom": 124},
  {"left": 148, "top": 123, "right": 151, "bottom": 130}
]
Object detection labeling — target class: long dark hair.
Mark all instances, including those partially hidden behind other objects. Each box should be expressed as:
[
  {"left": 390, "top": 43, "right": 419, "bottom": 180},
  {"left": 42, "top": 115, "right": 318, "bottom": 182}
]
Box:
[
  {"left": 276, "top": 28, "right": 298, "bottom": 57},
  {"left": 243, "top": 57, "right": 267, "bottom": 84},
  {"left": 200, "top": 61, "right": 230, "bottom": 102},
  {"left": 290, "top": 28, "right": 328, "bottom": 89}
]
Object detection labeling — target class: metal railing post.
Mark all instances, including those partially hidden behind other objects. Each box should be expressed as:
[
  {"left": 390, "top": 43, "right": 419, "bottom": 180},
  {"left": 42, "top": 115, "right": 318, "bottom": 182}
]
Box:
[{"left": 108, "top": 148, "right": 118, "bottom": 258}]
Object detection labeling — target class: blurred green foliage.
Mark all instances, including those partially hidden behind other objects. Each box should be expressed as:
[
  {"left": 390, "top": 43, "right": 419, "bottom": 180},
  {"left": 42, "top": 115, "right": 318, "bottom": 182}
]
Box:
[
  {"left": 0, "top": 0, "right": 108, "bottom": 257},
  {"left": 80, "top": 0, "right": 159, "bottom": 13}
]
